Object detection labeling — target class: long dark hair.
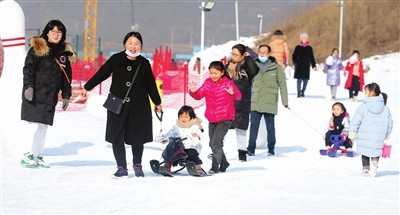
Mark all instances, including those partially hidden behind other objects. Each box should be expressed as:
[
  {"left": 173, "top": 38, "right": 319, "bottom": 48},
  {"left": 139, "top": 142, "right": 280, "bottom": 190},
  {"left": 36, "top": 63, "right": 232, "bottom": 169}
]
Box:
[
  {"left": 40, "top": 20, "right": 67, "bottom": 44},
  {"left": 332, "top": 102, "right": 346, "bottom": 113},
  {"left": 364, "top": 82, "right": 388, "bottom": 104}
]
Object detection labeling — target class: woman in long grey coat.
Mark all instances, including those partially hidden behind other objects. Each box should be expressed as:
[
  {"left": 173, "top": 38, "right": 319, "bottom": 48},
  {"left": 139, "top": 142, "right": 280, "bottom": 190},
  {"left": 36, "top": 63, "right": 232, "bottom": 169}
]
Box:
[{"left": 81, "top": 32, "right": 162, "bottom": 178}]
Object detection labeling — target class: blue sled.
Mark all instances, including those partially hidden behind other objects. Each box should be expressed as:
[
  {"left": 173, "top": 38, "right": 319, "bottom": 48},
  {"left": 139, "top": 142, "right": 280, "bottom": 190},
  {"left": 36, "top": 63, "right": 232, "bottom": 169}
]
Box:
[{"left": 320, "top": 149, "right": 355, "bottom": 157}]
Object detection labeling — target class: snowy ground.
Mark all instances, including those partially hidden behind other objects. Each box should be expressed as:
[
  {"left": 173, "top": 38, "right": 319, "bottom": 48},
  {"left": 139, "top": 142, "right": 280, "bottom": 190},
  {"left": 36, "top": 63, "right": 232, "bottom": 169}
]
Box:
[{"left": 1, "top": 53, "right": 399, "bottom": 214}]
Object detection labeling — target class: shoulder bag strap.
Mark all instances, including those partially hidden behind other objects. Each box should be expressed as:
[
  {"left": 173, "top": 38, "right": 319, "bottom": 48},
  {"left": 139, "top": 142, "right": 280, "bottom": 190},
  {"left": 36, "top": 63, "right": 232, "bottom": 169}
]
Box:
[
  {"left": 123, "top": 60, "right": 142, "bottom": 101},
  {"left": 55, "top": 58, "right": 71, "bottom": 84}
]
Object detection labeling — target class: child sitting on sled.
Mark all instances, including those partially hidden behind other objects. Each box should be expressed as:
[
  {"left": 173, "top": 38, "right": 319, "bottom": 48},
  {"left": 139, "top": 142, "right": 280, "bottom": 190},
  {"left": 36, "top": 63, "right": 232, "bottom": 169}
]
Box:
[
  {"left": 154, "top": 105, "right": 205, "bottom": 175},
  {"left": 324, "top": 102, "right": 352, "bottom": 151}
]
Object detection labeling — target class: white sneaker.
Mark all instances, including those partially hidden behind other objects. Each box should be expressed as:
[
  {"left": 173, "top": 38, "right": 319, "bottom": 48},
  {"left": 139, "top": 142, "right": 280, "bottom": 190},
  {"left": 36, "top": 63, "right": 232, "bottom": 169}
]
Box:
[
  {"left": 36, "top": 156, "right": 50, "bottom": 168},
  {"left": 370, "top": 160, "right": 378, "bottom": 177},
  {"left": 20, "top": 152, "right": 37, "bottom": 168}
]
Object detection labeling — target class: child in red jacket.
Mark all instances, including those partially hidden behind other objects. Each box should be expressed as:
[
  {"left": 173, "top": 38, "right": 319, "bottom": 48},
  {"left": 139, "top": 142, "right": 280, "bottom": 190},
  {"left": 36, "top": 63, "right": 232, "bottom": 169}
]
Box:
[
  {"left": 344, "top": 50, "right": 365, "bottom": 102},
  {"left": 189, "top": 61, "right": 241, "bottom": 174}
]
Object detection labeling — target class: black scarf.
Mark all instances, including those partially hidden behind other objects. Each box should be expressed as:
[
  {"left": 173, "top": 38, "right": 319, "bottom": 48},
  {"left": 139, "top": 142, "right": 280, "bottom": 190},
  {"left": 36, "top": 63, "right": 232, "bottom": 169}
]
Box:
[
  {"left": 47, "top": 41, "right": 64, "bottom": 57},
  {"left": 332, "top": 113, "right": 345, "bottom": 133}
]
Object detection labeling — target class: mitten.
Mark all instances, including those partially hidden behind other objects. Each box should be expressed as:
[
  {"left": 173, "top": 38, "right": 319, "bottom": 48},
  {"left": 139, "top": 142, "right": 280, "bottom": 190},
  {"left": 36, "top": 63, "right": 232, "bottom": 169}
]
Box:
[
  {"left": 195, "top": 143, "right": 203, "bottom": 153},
  {"left": 24, "top": 87, "right": 33, "bottom": 101},
  {"left": 62, "top": 99, "right": 69, "bottom": 111}
]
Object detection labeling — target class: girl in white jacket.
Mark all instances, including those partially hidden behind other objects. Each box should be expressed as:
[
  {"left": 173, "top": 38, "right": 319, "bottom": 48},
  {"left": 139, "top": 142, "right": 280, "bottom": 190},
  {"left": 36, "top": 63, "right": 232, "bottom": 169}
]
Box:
[{"left": 155, "top": 105, "right": 204, "bottom": 174}]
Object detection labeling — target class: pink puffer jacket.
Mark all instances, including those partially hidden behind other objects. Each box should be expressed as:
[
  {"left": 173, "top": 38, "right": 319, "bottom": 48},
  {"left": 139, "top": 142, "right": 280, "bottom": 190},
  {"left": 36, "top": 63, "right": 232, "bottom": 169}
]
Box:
[{"left": 190, "top": 76, "right": 241, "bottom": 123}]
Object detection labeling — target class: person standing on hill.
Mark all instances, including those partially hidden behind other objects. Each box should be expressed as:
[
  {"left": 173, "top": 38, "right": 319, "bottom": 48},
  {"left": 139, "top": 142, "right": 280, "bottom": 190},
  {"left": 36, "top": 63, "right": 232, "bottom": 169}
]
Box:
[
  {"left": 247, "top": 45, "right": 289, "bottom": 156},
  {"left": 225, "top": 43, "right": 258, "bottom": 162},
  {"left": 20, "top": 20, "right": 75, "bottom": 168},
  {"left": 292, "top": 32, "right": 316, "bottom": 98},
  {"left": 348, "top": 83, "right": 392, "bottom": 177},
  {"left": 269, "top": 30, "right": 290, "bottom": 70},
  {"left": 80, "top": 31, "right": 162, "bottom": 178},
  {"left": 325, "top": 48, "right": 344, "bottom": 101},
  {"left": 189, "top": 61, "right": 242, "bottom": 174},
  {"left": 344, "top": 50, "right": 365, "bottom": 102},
  {"left": 193, "top": 57, "right": 203, "bottom": 74}
]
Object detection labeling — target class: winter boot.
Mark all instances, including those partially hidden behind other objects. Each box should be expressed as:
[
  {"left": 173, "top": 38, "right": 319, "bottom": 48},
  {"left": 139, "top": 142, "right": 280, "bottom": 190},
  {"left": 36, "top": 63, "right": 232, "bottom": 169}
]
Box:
[
  {"left": 297, "top": 91, "right": 301, "bottom": 98},
  {"left": 133, "top": 164, "right": 144, "bottom": 177},
  {"left": 196, "top": 165, "right": 206, "bottom": 176},
  {"left": 370, "top": 159, "right": 378, "bottom": 177},
  {"left": 20, "top": 152, "right": 37, "bottom": 168},
  {"left": 36, "top": 156, "right": 50, "bottom": 168},
  {"left": 362, "top": 166, "right": 370, "bottom": 177},
  {"left": 219, "top": 159, "right": 230, "bottom": 173},
  {"left": 267, "top": 150, "right": 275, "bottom": 156},
  {"left": 113, "top": 166, "right": 128, "bottom": 178},
  {"left": 238, "top": 150, "right": 247, "bottom": 162},
  {"left": 209, "top": 163, "right": 219, "bottom": 174},
  {"left": 301, "top": 90, "right": 305, "bottom": 97}
]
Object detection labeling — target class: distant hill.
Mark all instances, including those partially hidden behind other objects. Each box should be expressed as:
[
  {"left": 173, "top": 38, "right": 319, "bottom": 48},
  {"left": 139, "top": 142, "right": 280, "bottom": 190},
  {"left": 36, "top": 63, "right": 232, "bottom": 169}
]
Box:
[
  {"left": 254, "top": 0, "right": 400, "bottom": 63},
  {"left": 17, "top": 0, "right": 323, "bottom": 58}
]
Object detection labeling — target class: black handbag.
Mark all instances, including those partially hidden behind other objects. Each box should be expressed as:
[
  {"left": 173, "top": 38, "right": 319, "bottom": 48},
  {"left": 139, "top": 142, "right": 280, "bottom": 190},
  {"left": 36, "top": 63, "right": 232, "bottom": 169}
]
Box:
[
  {"left": 103, "top": 93, "right": 125, "bottom": 114},
  {"left": 103, "top": 60, "right": 141, "bottom": 114}
]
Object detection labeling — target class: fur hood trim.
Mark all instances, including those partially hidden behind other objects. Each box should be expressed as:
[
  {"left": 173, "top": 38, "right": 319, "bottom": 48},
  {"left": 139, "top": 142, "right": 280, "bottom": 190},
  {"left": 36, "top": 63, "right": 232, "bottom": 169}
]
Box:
[{"left": 29, "top": 37, "right": 76, "bottom": 63}]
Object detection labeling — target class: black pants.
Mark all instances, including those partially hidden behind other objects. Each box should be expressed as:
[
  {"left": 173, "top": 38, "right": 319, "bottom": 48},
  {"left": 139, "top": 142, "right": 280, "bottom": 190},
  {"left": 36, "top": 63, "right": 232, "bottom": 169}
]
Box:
[
  {"left": 112, "top": 128, "right": 144, "bottom": 168},
  {"left": 361, "top": 155, "right": 379, "bottom": 170},
  {"left": 185, "top": 148, "right": 202, "bottom": 165},
  {"left": 349, "top": 76, "right": 360, "bottom": 98},
  {"left": 324, "top": 131, "right": 352, "bottom": 148}
]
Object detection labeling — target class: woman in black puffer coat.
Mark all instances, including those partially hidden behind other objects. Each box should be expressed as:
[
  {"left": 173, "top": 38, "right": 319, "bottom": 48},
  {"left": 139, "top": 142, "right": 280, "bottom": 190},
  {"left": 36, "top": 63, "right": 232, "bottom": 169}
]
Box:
[
  {"left": 20, "top": 20, "right": 75, "bottom": 168},
  {"left": 225, "top": 44, "right": 258, "bottom": 162}
]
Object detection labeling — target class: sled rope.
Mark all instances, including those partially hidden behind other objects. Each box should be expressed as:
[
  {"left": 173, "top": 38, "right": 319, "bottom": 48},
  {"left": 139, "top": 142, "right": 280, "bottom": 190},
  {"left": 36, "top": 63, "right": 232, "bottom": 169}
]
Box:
[{"left": 289, "top": 108, "right": 324, "bottom": 137}]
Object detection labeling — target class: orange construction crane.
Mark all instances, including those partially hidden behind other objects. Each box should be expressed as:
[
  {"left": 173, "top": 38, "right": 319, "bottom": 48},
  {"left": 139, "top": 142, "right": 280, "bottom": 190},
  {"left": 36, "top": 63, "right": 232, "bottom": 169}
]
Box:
[{"left": 83, "top": 0, "right": 97, "bottom": 62}]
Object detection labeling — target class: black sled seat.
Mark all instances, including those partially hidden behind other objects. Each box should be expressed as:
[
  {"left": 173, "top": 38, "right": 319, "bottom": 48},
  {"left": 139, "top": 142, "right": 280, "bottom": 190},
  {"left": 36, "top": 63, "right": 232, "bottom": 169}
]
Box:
[{"left": 150, "top": 137, "right": 200, "bottom": 176}]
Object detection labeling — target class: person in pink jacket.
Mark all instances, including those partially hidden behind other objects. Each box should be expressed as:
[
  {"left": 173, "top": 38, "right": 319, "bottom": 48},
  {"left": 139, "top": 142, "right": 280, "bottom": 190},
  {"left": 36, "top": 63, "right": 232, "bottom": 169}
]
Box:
[{"left": 189, "top": 61, "right": 242, "bottom": 174}]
